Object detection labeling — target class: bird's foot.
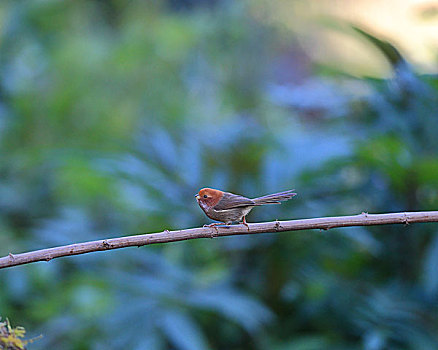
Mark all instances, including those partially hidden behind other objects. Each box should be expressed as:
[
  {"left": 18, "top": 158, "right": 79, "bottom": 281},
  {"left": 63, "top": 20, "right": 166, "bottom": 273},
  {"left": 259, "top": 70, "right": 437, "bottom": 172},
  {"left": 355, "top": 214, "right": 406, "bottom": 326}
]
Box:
[
  {"left": 203, "top": 222, "right": 223, "bottom": 238},
  {"left": 203, "top": 222, "right": 224, "bottom": 228},
  {"left": 240, "top": 217, "right": 250, "bottom": 232}
]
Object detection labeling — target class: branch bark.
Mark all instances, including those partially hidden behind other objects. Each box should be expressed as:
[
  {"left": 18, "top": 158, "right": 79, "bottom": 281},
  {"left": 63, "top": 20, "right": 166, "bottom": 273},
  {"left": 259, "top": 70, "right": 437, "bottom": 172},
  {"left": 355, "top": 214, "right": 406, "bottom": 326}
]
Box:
[{"left": 1, "top": 211, "right": 438, "bottom": 269}]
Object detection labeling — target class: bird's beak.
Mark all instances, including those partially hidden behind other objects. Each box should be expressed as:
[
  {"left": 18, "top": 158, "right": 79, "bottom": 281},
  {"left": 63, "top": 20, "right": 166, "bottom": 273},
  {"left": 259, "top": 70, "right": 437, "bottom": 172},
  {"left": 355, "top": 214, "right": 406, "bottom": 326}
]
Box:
[{"left": 195, "top": 194, "right": 200, "bottom": 200}]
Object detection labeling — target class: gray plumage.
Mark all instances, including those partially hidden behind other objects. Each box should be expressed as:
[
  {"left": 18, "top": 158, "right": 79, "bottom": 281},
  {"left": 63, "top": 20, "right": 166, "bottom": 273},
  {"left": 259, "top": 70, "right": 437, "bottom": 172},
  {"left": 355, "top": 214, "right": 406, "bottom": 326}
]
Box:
[{"left": 251, "top": 190, "right": 297, "bottom": 205}]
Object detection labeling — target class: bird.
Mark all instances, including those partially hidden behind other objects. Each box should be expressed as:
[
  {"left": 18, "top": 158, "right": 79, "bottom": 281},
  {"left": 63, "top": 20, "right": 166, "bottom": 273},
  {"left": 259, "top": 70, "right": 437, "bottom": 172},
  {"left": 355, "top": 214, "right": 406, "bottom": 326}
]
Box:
[{"left": 195, "top": 188, "right": 296, "bottom": 228}]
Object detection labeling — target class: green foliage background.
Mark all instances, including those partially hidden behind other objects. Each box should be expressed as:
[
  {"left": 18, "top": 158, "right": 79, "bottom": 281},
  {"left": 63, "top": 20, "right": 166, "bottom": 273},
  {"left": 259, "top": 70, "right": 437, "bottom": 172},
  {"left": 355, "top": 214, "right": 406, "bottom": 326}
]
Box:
[{"left": 0, "top": 1, "right": 437, "bottom": 349}]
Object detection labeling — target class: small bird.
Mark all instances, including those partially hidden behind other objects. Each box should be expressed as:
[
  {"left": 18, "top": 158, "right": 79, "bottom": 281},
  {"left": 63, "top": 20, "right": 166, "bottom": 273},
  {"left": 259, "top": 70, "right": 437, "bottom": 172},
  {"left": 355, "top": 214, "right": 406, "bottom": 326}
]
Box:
[{"left": 195, "top": 188, "right": 296, "bottom": 227}]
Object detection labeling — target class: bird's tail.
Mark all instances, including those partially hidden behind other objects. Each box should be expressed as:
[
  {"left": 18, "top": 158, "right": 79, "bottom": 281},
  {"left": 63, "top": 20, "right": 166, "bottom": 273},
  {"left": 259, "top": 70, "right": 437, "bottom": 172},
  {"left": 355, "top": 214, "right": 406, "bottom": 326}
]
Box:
[{"left": 252, "top": 190, "right": 296, "bottom": 205}]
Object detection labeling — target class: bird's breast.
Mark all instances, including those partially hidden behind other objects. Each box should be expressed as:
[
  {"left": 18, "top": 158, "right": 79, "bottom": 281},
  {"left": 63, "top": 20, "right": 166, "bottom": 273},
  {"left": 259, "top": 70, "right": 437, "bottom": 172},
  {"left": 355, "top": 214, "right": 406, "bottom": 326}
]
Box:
[{"left": 198, "top": 200, "right": 210, "bottom": 213}]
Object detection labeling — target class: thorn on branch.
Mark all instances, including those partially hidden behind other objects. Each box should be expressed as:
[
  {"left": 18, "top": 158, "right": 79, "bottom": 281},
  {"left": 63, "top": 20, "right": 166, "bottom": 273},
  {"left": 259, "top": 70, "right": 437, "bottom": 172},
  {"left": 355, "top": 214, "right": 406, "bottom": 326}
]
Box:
[
  {"left": 403, "top": 213, "right": 410, "bottom": 226},
  {"left": 210, "top": 226, "right": 219, "bottom": 238},
  {"left": 361, "top": 212, "right": 369, "bottom": 217},
  {"left": 8, "top": 253, "right": 15, "bottom": 260},
  {"left": 274, "top": 220, "right": 281, "bottom": 232}
]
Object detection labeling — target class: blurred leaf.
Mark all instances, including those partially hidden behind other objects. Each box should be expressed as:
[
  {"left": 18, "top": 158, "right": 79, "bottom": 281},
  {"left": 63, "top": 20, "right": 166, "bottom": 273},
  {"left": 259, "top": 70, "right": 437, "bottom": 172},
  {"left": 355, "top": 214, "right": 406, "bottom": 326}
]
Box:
[
  {"left": 277, "top": 336, "right": 330, "bottom": 350},
  {"left": 352, "top": 26, "right": 404, "bottom": 68},
  {"left": 421, "top": 232, "right": 438, "bottom": 297},
  {"left": 161, "top": 310, "right": 209, "bottom": 350},
  {"left": 187, "top": 288, "right": 274, "bottom": 333}
]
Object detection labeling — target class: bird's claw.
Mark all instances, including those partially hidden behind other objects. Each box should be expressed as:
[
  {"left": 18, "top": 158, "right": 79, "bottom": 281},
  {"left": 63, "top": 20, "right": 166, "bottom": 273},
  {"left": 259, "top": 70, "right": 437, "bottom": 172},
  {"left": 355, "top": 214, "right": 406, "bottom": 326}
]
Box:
[
  {"left": 203, "top": 223, "right": 223, "bottom": 228},
  {"left": 203, "top": 222, "right": 222, "bottom": 238},
  {"left": 240, "top": 217, "right": 250, "bottom": 232}
]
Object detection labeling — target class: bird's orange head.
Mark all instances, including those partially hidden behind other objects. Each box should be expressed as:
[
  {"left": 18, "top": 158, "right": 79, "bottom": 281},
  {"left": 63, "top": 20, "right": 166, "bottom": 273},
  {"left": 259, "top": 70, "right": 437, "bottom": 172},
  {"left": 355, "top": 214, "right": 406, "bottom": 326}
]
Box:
[{"left": 195, "top": 188, "right": 224, "bottom": 208}]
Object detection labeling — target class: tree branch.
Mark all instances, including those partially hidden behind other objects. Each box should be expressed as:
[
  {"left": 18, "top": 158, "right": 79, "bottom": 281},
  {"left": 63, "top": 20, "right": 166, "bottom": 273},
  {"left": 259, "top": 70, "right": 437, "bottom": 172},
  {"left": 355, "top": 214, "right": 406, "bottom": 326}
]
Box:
[{"left": 1, "top": 211, "right": 438, "bottom": 269}]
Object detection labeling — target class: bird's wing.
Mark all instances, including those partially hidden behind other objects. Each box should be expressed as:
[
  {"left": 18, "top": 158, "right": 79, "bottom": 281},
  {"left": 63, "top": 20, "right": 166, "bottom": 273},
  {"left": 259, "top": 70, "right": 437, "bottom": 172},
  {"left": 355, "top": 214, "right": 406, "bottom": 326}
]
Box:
[{"left": 214, "top": 192, "right": 255, "bottom": 210}]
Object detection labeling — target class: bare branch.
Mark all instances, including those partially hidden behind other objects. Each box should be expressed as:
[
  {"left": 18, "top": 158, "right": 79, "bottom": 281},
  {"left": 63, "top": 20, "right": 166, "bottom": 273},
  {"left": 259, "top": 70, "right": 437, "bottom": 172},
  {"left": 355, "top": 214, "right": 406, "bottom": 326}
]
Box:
[{"left": 1, "top": 211, "right": 438, "bottom": 269}]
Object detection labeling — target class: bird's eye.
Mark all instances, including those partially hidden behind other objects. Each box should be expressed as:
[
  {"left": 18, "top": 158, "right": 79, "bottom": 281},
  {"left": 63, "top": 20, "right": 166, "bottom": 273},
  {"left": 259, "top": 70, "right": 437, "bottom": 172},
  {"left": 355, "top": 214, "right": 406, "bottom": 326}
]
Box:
[{"left": 203, "top": 194, "right": 208, "bottom": 198}]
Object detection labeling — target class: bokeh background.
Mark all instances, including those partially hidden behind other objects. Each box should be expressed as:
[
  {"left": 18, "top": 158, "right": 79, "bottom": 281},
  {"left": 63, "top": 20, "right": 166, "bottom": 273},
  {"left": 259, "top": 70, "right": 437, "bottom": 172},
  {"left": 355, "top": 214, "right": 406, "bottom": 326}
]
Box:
[{"left": 1, "top": 0, "right": 438, "bottom": 349}]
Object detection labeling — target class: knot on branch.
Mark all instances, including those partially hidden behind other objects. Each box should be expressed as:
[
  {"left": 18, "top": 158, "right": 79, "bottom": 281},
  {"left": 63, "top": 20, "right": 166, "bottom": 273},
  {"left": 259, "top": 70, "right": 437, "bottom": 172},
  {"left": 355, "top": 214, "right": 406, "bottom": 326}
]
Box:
[
  {"left": 403, "top": 213, "right": 410, "bottom": 226},
  {"left": 274, "top": 220, "right": 281, "bottom": 232}
]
